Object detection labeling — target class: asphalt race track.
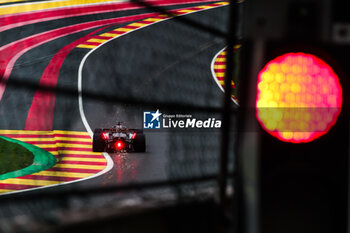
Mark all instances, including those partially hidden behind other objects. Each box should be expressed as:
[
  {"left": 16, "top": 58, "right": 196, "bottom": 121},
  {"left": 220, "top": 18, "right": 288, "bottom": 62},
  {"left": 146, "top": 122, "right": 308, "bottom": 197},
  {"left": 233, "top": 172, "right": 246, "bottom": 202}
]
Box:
[
  {"left": 0, "top": 0, "right": 231, "bottom": 195},
  {"left": 80, "top": 6, "right": 228, "bottom": 185}
]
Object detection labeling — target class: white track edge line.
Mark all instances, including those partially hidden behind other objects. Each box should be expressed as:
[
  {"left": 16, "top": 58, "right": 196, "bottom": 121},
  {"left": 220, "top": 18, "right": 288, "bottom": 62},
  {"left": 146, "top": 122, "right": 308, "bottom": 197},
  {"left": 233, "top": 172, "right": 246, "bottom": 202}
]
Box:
[
  {"left": 81, "top": 3, "right": 229, "bottom": 52},
  {"left": 0, "top": 3, "right": 228, "bottom": 196},
  {"left": 210, "top": 46, "right": 239, "bottom": 106}
]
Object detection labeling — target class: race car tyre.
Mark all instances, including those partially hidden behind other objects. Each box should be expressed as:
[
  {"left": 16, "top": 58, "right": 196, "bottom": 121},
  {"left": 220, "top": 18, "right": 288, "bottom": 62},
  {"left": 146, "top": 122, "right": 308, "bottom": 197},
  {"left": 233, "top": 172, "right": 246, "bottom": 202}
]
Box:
[
  {"left": 93, "top": 129, "right": 106, "bottom": 152},
  {"left": 133, "top": 134, "right": 146, "bottom": 152}
]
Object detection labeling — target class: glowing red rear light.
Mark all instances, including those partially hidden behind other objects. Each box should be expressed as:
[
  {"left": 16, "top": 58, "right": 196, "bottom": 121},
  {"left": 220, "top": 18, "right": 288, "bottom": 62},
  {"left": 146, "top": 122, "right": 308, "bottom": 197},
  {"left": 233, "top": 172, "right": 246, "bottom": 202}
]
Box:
[
  {"left": 115, "top": 141, "right": 124, "bottom": 150},
  {"left": 102, "top": 132, "right": 108, "bottom": 140},
  {"left": 256, "top": 52, "right": 342, "bottom": 143},
  {"left": 131, "top": 132, "right": 137, "bottom": 139}
]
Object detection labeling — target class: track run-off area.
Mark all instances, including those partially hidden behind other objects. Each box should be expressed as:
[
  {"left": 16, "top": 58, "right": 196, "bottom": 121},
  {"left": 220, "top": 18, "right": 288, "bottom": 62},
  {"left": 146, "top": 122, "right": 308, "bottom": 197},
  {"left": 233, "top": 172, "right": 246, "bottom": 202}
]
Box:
[
  {"left": 0, "top": 0, "right": 231, "bottom": 195},
  {"left": 0, "top": 130, "right": 108, "bottom": 194}
]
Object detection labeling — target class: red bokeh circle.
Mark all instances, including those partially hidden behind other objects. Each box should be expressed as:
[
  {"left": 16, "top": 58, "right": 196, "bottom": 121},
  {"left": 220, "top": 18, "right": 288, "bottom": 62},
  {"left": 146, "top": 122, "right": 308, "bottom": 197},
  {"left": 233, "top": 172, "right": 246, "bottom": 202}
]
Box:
[{"left": 256, "top": 52, "right": 343, "bottom": 143}]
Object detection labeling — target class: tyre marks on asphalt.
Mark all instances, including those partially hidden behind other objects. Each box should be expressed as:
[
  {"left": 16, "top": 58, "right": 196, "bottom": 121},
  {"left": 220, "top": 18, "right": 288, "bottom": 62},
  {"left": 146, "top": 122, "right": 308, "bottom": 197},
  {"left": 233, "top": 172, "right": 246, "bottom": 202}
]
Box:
[
  {"left": 0, "top": 130, "right": 106, "bottom": 194},
  {"left": 0, "top": 13, "right": 162, "bottom": 102},
  {"left": 0, "top": 0, "right": 214, "bottom": 33},
  {"left": 76, "top": 1, "right": 229, "bottom": 49},
  {"left": 0, "top": 1, "right": 229, "bottom": 194},
  {"left": 24, "top": 24, "right": 114, "bottom": 131}
]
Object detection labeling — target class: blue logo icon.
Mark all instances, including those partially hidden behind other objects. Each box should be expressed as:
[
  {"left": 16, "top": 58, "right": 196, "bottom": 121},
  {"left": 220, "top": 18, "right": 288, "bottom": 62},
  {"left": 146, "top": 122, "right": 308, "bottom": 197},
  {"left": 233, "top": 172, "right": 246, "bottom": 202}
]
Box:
[{"left": 143, "top": 110, "right": 162, "bottom": 129}]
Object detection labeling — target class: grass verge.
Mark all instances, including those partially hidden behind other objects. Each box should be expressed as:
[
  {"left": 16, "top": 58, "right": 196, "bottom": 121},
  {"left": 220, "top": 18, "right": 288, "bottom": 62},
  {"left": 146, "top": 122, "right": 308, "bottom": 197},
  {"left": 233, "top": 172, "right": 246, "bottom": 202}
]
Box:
[{"left": 0, "top": 136, "right": 34, "bottom": 175}]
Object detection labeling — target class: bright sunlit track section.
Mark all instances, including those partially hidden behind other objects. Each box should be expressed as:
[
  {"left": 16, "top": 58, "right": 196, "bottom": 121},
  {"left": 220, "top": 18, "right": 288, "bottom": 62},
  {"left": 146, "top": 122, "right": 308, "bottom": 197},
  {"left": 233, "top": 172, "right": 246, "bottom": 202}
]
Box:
[
  {"left": 0, "top": 0, "right": 219, "bottom": 33},
  {"left": 0, "top": 0, "right": 127, "bottom": 15},
  {"left": 0, "top": 0, "right": 27, "bottom": 4},
  {"left": 0, "top": 130, "right": 108, "bottom": 194},
  {"left": 256, "top": 52, "right": 343, "bottom": 143}
]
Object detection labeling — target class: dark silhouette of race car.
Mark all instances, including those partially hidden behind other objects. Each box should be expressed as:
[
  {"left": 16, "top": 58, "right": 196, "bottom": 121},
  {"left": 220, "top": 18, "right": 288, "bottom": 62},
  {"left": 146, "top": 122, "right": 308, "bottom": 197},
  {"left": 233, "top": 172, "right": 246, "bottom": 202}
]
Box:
[{"left": 92, "top": 122, "right": 146, "bottom": 153}]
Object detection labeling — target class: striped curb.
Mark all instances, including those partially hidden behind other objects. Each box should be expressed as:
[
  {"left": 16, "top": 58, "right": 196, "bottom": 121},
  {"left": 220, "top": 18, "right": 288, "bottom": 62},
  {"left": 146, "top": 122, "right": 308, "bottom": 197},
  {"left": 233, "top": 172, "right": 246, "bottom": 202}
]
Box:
[
  {"left": 0, "top": 0, "right": 125, "bottom": 16},
  {"left": 211, "top": 46, "right": 240, "bottom": 104},
  {"left": 76, "top": 1, "right": 229, "bottom": 49},
  {"left": 0, "top": 130, "right": 106, "bottom": 194}
]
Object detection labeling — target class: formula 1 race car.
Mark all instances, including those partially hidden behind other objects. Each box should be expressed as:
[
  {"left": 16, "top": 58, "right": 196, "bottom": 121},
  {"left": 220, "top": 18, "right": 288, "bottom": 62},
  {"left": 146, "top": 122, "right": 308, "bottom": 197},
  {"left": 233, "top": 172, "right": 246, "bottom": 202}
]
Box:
[{"left": 92, "top": 122, "right": 146, "bottom": 153}]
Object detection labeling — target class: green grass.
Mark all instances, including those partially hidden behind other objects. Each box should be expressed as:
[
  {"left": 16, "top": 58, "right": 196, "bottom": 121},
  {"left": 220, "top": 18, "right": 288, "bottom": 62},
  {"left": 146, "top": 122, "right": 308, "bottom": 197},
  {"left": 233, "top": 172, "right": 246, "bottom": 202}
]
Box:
[{"left": 0, "top": 137, "right": 34, "bottom": 175}]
